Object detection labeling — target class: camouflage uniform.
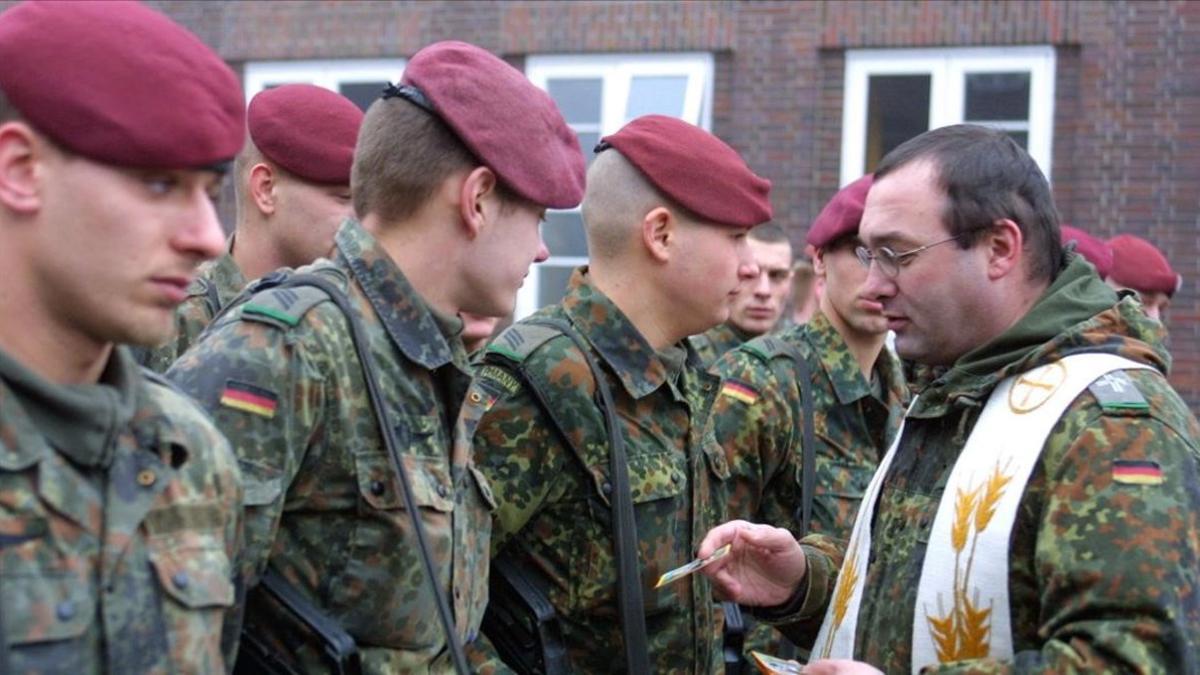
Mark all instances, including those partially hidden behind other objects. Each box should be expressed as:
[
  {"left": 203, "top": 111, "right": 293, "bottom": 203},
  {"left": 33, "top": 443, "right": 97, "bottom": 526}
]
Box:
[
  {"left": 140, "top": 241, "right": 246, "bottom": 373},
  {"left": 713, "top": 309, "right": 908, "bottom": 535},
  {"left": 168, "top": 218, "right": 494, "bottom": 673},
  {"left": 465, "top": 267, "right": 729, "bottom": 674},
  {"left": 0, "top": 346, "right": 244, "bottom": 674},
  {"left": 768, "top": 256, "right": 1200, "bottom": 672},
  {"left": 689, "top": 321, "right": 753, "bottom": 367}
]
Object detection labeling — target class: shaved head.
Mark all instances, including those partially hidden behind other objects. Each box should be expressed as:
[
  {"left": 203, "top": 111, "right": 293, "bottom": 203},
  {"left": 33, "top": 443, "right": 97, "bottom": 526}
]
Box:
[{"left": 581, "top": 150, "right": 671, "bottom": 260}]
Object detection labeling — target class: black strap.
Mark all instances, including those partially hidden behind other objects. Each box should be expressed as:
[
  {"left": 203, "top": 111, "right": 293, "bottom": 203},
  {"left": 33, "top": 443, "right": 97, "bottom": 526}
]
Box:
[
  {"left": 521, "top": 317, "right": 651, "bottom": 674},
  {"left": 201, "top": 276, "right": 222, "bottom": 320},
  {"left": 277, "top": 273, "right": 469, "bottom": 675}
]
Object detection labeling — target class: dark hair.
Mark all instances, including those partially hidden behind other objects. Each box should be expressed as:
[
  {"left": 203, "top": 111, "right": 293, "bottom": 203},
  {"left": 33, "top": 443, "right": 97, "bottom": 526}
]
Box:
[
  {"left": 874, "top": 124, "right": 1063, "bottom": 281},
  {"left": 352, "top": 96, "right": 526, "bottom": 223},
  {"left": 748, "top": 222, "right": 790, "bottom": 245}
]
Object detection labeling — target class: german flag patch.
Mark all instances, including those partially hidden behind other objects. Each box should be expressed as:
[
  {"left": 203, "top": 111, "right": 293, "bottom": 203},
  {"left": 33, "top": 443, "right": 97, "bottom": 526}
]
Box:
[
  {"left": 220, "top": 381, "right": 278, "bottom": 418},
  {"left": 720, "top": 379, "right": 760, "bottom": 405},
  {"left": 1112, "top": 460, "right": 1164, "bottom": 486}
]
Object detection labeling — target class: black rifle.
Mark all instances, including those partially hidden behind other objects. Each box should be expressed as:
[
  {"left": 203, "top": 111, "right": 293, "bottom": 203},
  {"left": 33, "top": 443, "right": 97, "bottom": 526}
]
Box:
[
  {"left": 481, "top": 556, "right": 569, "bottom": 674},
  {"left": 234, "top": 568, "right": 362, "bottom": 675}
]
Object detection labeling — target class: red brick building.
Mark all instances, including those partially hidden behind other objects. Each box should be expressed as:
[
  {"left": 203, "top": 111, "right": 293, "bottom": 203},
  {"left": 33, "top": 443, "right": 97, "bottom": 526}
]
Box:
[{"left": 146, "top": 0, "right": 1199, "bottom": 406}]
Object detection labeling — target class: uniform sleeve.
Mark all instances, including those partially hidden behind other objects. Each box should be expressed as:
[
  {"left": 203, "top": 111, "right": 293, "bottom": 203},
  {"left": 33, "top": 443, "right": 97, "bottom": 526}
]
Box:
[
  {"left": 139, "top": 295, "right": 213, "bottom": 373},
  {"left": 711, "top": 348, "right": 804, "bottom": 531},
  {"left": 167, "top": 313, "right": 327, "bottom": 587},
  {"left": 215, "top": 433, "right": 247, "bottom": 670},
  {"left": 469, "top": 364, "right": 573, "bottom": 553},
  {"left": 927, "top": 373, "right": 1200, "bottom": 674}
]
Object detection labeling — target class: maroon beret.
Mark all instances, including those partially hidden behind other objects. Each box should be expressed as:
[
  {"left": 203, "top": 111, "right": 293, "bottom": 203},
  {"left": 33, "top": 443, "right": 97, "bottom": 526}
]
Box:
[
  {"left": 1060, "top": 225, "right": 1113, "bottom": 279},
  {"left": 0, "top": 1, "right": 244, "bottom": 170},
  {"left": 1109, "top": 234, "right": 1182, "bottom": 296},
  {"left": 249, "top": 85, "right": 363, "bottom": 185},
  {"left": 806, "top": 174, "right": 873, "bottom": 249},
  {"left": 399, "top": 41, "right": 585, "bottom": 209},
  {"left": 597, "top": 115, "right": 772, "bottom": 228}
]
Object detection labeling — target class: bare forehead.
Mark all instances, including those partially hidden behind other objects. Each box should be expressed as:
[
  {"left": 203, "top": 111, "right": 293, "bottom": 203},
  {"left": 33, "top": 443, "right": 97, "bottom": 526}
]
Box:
[
  {"left": 748, "top": 237, "right": 793, "bottom": 265},
  {"left": 860, "top": 160, "right": 948, "bottom": 245}
]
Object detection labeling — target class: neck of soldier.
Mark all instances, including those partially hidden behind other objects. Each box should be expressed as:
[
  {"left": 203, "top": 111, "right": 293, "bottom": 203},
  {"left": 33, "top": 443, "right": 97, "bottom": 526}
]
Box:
[
  {"left": 232, "top": 214, "right": 290, "bottom": 282},
  {"left": 589, "top": 261, "right": 681, "bottom": 351},
  {"left": 361, "top": 211, "right": 462, "bottom": 317},
  {"left": 819, "top": 293, "right": 886, "bottom": 381},
  {"left": 0, "top": 279, "right": 111, "bottom": 385}
]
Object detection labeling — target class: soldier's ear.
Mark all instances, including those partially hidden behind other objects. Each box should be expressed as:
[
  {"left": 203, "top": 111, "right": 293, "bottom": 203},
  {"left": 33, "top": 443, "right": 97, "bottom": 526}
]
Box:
[
  {"left": 0, "top": 121, "right": 42, "bottom": 215},
  {"left": 248, "top": 163, "right": 276, "bottom": 216},
  {"left": 984, "top": 218, "right": 1023, "bottom": 281},
  {"left": 458, "top": 165, "right": 498, "bottom": 240},
  {"left": 642, "top": 206, "right": 673, "bottom": 263}
]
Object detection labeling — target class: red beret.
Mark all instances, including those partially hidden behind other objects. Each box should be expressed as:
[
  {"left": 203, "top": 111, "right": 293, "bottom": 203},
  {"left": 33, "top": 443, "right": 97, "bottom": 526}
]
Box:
[
  {"left": 597, "top": 115, "right": 772, "bottom": 229},
  {"left": 1109, "top": 234, "right": 1182, "bottom": 296},
  {"left": 0, "top": 1, "right": 244, "bottom": 170},
  {"left": 806, "top": 174, "right": 873, "bottom": 249},
  {"left": 399, "top": 41, "right": 585, "bottom": 209},
  {"left": 1060, "top": 225, "right": 1113, "bottom": 279},
  {"left": 249, "top": 85, "right": 363, "bottom": 185}
]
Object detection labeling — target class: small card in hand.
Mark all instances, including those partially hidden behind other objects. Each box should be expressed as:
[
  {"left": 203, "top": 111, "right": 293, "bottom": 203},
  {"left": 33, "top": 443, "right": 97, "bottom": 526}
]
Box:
[
  {"left": 750, "top": 650, "right": 804, "bottom": 674},
  {"left": 653, "top": 544, "right": 731, "bottom": 589}
]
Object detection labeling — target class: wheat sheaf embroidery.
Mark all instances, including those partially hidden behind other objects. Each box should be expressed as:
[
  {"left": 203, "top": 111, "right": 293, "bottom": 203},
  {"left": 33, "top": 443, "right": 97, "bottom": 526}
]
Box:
[
  {"left": 820, "top": 545, "right": 860, "bottom": 658},
  {"left": 924, "top": 459, "right": 1014, "bottom": 661}
]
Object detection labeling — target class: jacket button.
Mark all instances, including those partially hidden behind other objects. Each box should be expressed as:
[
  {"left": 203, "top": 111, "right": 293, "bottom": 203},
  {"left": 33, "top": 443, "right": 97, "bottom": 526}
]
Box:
[
  {"left": 172, "top": 572, "right": 190, "bottom": 590},
  {"left": 602, "top": 482, "right": 613, "bottom": 495},
  {"left": 370, "top": 480, "right": 386, "bottom": 496},
  {"left": 137, "top": 470, "right": 156, "bottom": 487},
  {"left": 56, "top": 600, "right": 76, "bottom": 621},
  {"left": 437, "top": 484, "right": 449, "bottom": 499}
]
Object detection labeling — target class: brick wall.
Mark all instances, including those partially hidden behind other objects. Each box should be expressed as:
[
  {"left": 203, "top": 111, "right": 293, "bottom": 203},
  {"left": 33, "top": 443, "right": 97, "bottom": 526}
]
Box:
[{"left": 12, "top": 0, "right": 1199, "bottom": 406}]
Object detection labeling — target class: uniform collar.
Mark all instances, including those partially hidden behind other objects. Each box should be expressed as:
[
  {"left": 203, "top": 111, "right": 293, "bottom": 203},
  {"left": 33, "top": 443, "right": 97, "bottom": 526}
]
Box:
[
  {"left": 205, "top": 246, "right": 248, "bottom": 309},
  {"left": 806, "top": 310, "right": 906, "bottom": 407},
  {"left": 334, "top": 218, "right": 461, "bottom": 371},
  {"left": 561, "top": 266, "right": 671, "bottom": 400}
]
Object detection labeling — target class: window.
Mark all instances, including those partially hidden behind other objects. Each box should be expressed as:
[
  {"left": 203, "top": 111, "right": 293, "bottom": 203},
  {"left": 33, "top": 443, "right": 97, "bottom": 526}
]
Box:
[
  {"left": 517, "top": 53, "right": 714, "bottom": 318},
  {"left": 840, "top": 47, "right": 1056, "bottom": 186},
  {"left": 244, "top": 59, "right": 406, "bottom": 111}
]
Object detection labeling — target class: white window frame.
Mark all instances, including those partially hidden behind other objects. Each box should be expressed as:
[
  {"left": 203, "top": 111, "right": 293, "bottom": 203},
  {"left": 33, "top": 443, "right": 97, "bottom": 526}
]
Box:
[
  {"left": 518, "top": 52, "right": 714, "bottom": 318},
  {"left": 243, "top": 58, "right": 406, "bottom": 101},
  {"left": 840, "top": 46, "right": 1056, "bottom": 186}
]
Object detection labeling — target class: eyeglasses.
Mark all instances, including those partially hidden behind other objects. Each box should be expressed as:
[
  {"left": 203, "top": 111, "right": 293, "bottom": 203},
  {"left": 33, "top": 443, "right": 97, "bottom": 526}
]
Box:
[{"left": 854, "top": 233, "right": 967, "bottom": 278}]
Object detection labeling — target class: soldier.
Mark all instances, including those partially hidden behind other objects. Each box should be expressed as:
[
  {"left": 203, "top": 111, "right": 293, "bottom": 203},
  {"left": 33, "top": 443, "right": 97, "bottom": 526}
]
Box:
[
  {"left": 140, "top": 84, "right": 363, "bottom": 372},
  {"left": 167, "top": 41, "right": 585, "bottom": 673},
  {"left": 691, "top": 223, "right": 794, "bottom": 364},
  {"left": 464, "top": 114, "right": 770, "bottom": 673},
  {"left": 1107, "top": 233, "right": 1181, "bottom": 322},
  {"left": 710, "top": 176, "right": 908, "bottom": 662},
  {"left": 0, "top": 2, "right": 244, "bottom": 672},
  {"left": 699, "top": 125, "right": 1200, "bottom": 673}
]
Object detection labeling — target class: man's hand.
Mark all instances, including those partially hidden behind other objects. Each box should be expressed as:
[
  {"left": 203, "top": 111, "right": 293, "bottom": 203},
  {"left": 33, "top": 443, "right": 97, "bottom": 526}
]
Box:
[{"left": 697, "top": 520, "right": 807, "bottom": 606}]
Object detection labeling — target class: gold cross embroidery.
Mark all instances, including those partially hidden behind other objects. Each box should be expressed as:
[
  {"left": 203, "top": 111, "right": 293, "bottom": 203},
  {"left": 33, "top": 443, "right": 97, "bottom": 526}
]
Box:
[{"left": 1007, "top": 361, "right": 1067, "bottom": 414}]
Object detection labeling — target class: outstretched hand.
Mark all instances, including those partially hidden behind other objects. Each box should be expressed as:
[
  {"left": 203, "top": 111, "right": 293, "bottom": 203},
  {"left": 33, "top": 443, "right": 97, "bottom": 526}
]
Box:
[{"left": 696, "top": 520, "right": 807, "bottom": 607}]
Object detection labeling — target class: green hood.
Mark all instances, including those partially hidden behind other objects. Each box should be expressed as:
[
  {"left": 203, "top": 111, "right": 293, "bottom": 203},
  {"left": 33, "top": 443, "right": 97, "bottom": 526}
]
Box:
[{"left": 914, "top": 254, "right": 1170, "bottom": 416}]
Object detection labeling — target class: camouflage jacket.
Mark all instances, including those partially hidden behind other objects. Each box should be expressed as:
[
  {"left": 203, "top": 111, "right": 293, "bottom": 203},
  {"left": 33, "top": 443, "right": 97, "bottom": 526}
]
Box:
[
  {"left": 465, "top": 267, "right": 730, "bottom": 674},
  {"left": 773, "top": 256, "right": 1200, "bottom": 673},
  {"left": 140, "top": 243, "right": 246, "bottom": 373},
  {"left": 712, "top": 310, "right": 909, "bottom": 539},
  {"left": 168, "top": 219, "right": 494, "bottom": 674},
  {"left": 0, "top": 346, "right": 244, "bottom": 674},
  {"left": 689, "top": 321, "right": 753, "bottom": 367}
]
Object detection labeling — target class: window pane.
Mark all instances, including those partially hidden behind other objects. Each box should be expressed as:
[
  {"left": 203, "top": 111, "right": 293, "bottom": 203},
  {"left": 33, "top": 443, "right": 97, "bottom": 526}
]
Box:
[
  {"left": 339, "top": 81, "right": 389, "bottom": 112},
  {"left": 865, "top": 74, "right": 930, "bottom": 173},
  {"left": 537, "top": 265, "right": 576, "bottom": 308},
  {"left": 964, "top": 72, "right": 1030, "bottom": 122},
  {"left": 547, "top": 78, "right": 602, "bottom": 125},
  {"left": 625, "top": 75, "right": 688, "bottom": 120},
  {"left": 542, "top": 211, "right": 588, "bottom": 257}
]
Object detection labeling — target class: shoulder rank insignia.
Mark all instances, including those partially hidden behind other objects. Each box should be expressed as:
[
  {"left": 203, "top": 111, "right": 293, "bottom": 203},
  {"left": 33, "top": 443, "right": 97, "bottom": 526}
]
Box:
[
  {"left": 720, "top": 378, "right": 759, "bottom": 405},
  {"left": 220, "top": 380, "right": 278, "bottom": 418},
  {"left": 1087, "top": 370, "right": 1149, "bottom": 412}
]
